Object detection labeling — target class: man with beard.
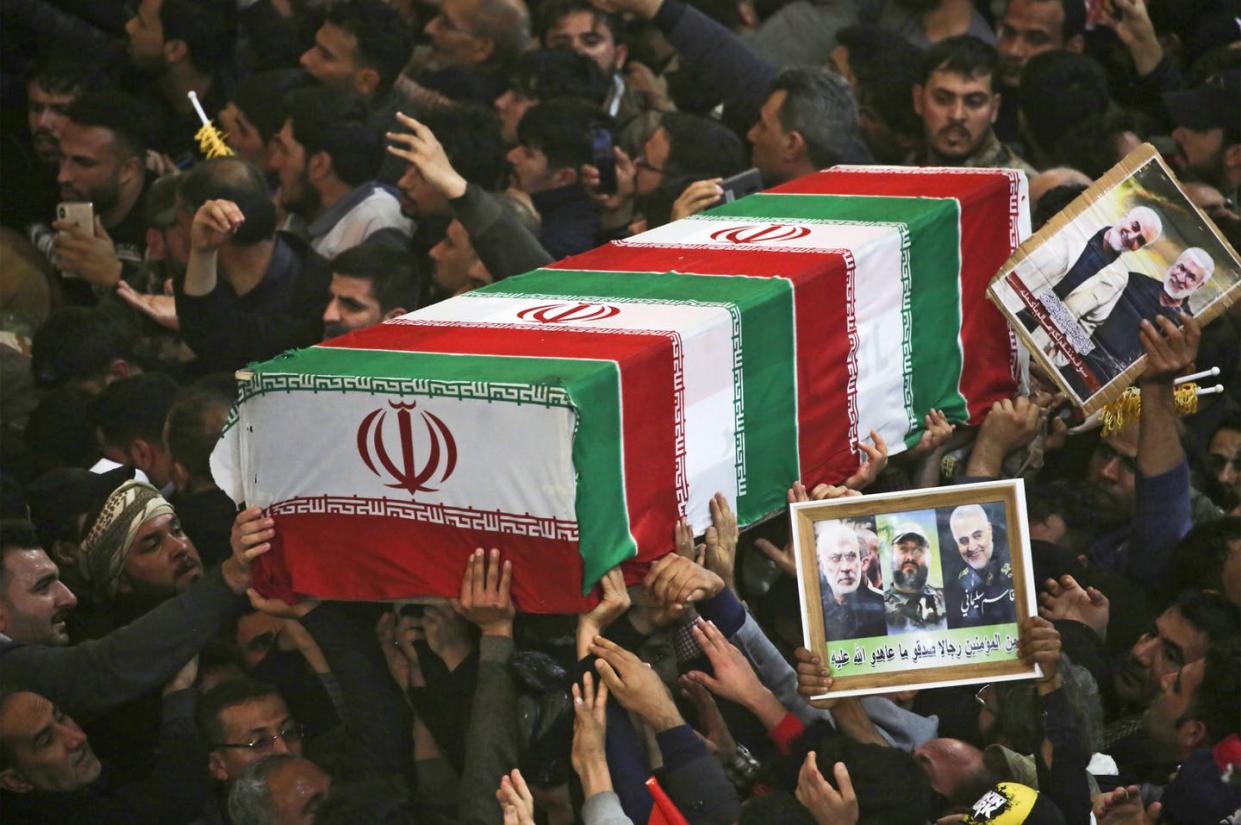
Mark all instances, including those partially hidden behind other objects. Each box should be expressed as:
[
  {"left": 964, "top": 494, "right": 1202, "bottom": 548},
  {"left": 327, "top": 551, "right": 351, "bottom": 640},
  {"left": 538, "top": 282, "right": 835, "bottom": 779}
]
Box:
[
  {"left": 817, "top": 520, "right": 886, "bottom": 641},
  {"left": 910, "top": 36, "right": 1036, "bottom": 178},
  {"left": 883, "top": 523, "right": 947, "bottom": 633},
  {"left": 47, "top": 92, "right": 154, "bottom": 307},
  {"left": 321, "top": 244, "right": 419, "bottom": 338},
  {"left": 1, "top": 59, "right": 97, "bottom": 233},
  {"left": 1055, "top": 248, "right": 1213, "bottom": 392},
  {"left": 992, "top": 0, "right": 1084, "bottom": 145},
  {"left": 947, "top": 504, "right": 1015, "bottom": 628},
  {"left": 1164, "top": 69, "right": 1241, "bottom": 206},
  {"left": 270, "top": 87, "right": 411, "bottom": 260},
  {"left": 124, "top": 0, "right": 235, "bottom": 161}
]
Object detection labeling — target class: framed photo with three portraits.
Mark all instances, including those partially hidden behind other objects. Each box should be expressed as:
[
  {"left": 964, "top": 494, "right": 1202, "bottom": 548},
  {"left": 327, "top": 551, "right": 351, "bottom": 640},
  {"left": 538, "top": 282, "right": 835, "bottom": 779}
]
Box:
[{"left": 792, "top": 479, "right": 1040, "bottom": 702}]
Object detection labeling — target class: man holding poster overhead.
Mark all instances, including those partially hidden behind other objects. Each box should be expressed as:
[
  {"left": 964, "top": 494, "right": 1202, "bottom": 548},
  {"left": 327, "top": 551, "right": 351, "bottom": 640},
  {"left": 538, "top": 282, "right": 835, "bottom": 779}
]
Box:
[{"left": 816, "top": 521, "right": 886, "bottom": 641}]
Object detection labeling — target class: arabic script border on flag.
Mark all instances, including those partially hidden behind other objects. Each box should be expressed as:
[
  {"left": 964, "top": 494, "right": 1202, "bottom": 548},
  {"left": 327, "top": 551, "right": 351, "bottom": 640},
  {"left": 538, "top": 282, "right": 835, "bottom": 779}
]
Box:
[{"left": 792, "top": 479, "right": 1039, "bottom": 701}]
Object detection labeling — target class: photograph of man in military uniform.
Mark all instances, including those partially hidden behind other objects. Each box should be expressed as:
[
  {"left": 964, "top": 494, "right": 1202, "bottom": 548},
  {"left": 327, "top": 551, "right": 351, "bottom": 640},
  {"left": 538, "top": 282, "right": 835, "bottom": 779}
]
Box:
[
  {"left": 879, "top": 516, "right": 947, "bottom": 634},
  {"left": 815, "top": 519, "right": 887, "bottom": 642},
  {"left": 941, "top": 503, "right": 1016, "bottom": 629}
]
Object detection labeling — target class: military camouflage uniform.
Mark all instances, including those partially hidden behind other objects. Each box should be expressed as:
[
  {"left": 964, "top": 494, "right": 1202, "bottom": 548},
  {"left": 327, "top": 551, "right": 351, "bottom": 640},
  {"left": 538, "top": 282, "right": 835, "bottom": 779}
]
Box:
[
  {"left": 953, "top": 554, "right": 1016, "bottom": 628},
  {"left": 883, "top": 585, "right": 948, "bottom": 633}
]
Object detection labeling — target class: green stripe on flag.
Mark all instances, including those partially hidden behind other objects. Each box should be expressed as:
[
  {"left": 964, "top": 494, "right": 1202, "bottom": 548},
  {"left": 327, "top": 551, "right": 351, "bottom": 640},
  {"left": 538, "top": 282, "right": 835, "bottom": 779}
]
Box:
[
  {"left": 478, "top": 267, "right": 799, "bottom": 524},
  {"left": 705, "top": 194, "right": 967, "bottom": 446},
  {"left": 237, "top": 345, "right": 637, "bottom": 591}
]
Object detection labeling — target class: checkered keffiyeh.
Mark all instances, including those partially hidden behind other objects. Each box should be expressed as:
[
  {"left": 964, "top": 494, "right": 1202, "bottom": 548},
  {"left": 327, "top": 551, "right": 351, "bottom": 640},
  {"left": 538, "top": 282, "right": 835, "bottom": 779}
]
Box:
[{"left": 78, "top": 480, "right": 174, "bottom": 599}]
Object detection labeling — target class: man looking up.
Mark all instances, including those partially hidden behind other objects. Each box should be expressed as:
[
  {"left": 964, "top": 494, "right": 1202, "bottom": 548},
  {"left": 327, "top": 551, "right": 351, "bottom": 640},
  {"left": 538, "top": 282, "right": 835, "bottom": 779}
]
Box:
[
  {"left": 269, "top": 86, "right": 411, "bottom": 259},
  {"left": 322, "top": 244, "right": 420, "bottom": 338},
  {"left": 992, "top": 0, "right": 1084, "bottom": 142},
  {"left": 299, "top": 0, "right": 414, "bottom": 184},
  {"left": 911, "top": 35, "right": 1036, "bottom": 177}
]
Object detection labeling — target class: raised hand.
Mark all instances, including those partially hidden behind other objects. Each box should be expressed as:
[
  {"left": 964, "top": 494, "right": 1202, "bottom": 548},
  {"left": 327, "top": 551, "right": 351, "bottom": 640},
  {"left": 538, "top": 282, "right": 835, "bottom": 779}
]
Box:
[
  {"left": 116, "top": 281, "right": 180, "bottom": 330},
  {"left": 671, "top": 179, "right": 724, "bottom": 221},
  {"left": 965, "top": 395, "right": 1048, "bottom": 477},
  {"left": 793, "top": 646, "right": 837, "bottom": 705},
  {"left": 1138, "top": 313, "right": 1199, "bottom": 386},
  {"left": 844, "top": 431, "right": 887, "bottom": 490},
  {"left": 224, "top": 506, "right": 275, "bottom": 595},
  {"left": 685, "top": 620, "right": 787, "bottom": 729},
  {"left": 580, "top": 146, "right": 636, "bottom": 212},
  {"left": 496, "top": 769, "right": 536, "bottom": 825},
  {"left": 189, "top": 199, "right": 245, "bottom": 253},
  {"left": 590, "top": 636, "right": 683, "bottom": 731},
  {"left": 643, "top": 553, "right": 724, "bottom": 609},
  {"left": 796, "top": 753, "right": 859, "bottom": 825},
  {"left": 678, "top": 674, "right": 738, "bottom": 758},
  {"left": 577, "top": 566, "right": 631, "bottom": 658},
  {"left": 703, "top": 492, "right": 738, "bottom": 591},
  {"left": 53, "top": 215, "right": 121, "bottom": 286},
  {"left": 1038, "top": 575, "right": 1109, "bottom": 639},
  {"left": 1093, "top": 785, "right": 1161, "bottom": 825},
  {"left": 452, "top": 548, "right": 515, "bottom": 637},
  {"left": 387, "top": 112, "right": 468, "bottom": 199},
  {"left": 908, "top": 409, "right": 956, "bottom": 458},
  {"left": 1017, "top": 615, "right": 1062, "bottom": 690},
  {"left": 570, "top": 672, "right": 612, "bottom": 796}
]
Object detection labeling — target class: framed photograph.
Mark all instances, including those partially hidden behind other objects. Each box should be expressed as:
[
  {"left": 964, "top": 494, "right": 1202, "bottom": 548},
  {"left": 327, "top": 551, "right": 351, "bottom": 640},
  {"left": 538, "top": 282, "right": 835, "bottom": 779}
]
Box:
[
  {"left": 793, "top": 479, "right": 1038, "bottom": 701},
  {"left": 988, "top": 143, "right": 1241, "bottom": 414}
]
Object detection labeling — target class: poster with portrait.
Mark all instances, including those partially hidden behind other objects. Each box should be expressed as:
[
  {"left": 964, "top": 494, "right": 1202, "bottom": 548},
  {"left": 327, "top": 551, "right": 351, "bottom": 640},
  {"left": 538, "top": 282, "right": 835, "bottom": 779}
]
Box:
[
  {"left": 792, "top": 479, "right": 1038, "bottom": 701},
  {"left": 988, "top": 143, "right": 1241, "bottom": 414}
]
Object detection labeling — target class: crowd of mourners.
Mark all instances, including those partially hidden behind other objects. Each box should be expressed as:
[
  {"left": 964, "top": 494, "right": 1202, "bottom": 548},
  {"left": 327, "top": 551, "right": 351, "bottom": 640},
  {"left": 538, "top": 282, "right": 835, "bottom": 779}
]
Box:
[{"left": 0, "top": 0, "right": 1240, "bottom": 822}]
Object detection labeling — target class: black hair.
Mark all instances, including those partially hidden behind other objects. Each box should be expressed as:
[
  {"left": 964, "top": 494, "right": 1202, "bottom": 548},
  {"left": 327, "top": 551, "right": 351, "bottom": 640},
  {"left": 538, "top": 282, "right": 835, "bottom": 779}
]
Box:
[
  {"left": 232, "top": 68, "right": 316, "bottom": 143},
  {"left": 165, "top": 374, "right": 237, "bottom": 482},
  {"left": 770, "top": 66, "right": 860, "bottom": 169},
  {"left": 838, "top": 25, "right": 924, "bottom": 141},
  {"left": 329, "top": 244, "right": 420, "bottom": 314},
  {"left": 815, "top": 736, "right": 932, "bottom": 825},
  {"left": 536, "top": 0, "right": 624, "bottom": 48},
  {"left": 197, "top": 677, "right": 283, "bottom": 747},
  {"left": 0, "top": 520, "right": 42, "bottom": 591},
  {"left": 1176, "top": 588, "right": 1241, "bottom": 644},
  {"left": 28, "top": 56, "right": 104, "bottom": 97},
  {"left": 92, "top": 372, "right": 180, "bottom": 449},
  {"left": 508, "top": 48, "right": 610, "bottom": 107},
  {"left": 1053, "top": 109, "right": 1151, "bottom": 179},
  {"left": 516, "top": 96, "right": 611, "bottom": 172},
  {"left": 418, "top": 104, "right": 509, "bottom": 191},
  {"left": 323, "top": 0, "right": 414, "bottom": 96},
  {"left": 64, "top": 90, "right": 152, "bottom": 160},
  {"left": 662, "top": 112, "right": 748, "bottom": 179},
  {"left": 286, "top": 86, "right": 380, "bottom": 187},
  {"left": 1168, "top": 517, "right": 1241, "bottom": 599},
  {"left": 22, "top": 387, "right": 100, "bottom": 475},
  {"left": 1019, "top": 51, "right": 1110, "bottom": 155},
  {"left": 159, "top": 0, "right": 236, "bottom": 75},
  {"left": 1033, "top": 184, "right": 1086, "bottom": 230},
  {"left": 919, "top": 35, "right": 999, "bottom": 91},
  {"left": 178, "top": 156, "right": 278, "bottom": 244},
  {"left": 1191, "top": 637, "right": 1241, "bottom": 744},
  {"left": 31, "top": 307, "right": 135, "bottom": 389}
]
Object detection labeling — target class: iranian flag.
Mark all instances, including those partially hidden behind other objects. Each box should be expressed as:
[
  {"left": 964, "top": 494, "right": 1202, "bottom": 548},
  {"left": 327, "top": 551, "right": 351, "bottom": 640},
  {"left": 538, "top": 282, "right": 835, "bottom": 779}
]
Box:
[{"left": 213, "top": 168, "right": 1028, "bottom": 611}]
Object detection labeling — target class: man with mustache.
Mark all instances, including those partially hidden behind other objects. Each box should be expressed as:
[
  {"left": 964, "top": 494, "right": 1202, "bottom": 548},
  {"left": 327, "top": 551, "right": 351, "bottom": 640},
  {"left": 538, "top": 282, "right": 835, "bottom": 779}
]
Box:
[
  {"left": 1052, "top": 248, "right": 1214, "bottom": 392},
  {"left": 910, "top": 35, "right": 1036, "bottom": 178},
  {"left": 817, "top": 520, "right": 886, "bottom": 641},
  {"left": 947, "top": 504, "right": 1015, "bottom": 628},
  {"left": 883, "top": 522, "right": 947, "bottom": 633}
]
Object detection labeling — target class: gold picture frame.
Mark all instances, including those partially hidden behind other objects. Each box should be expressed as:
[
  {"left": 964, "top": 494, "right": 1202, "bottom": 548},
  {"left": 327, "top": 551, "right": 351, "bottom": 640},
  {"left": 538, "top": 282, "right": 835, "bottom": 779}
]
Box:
[{"left": 793, "top": 479, "right": 1039, "bottom": 703}]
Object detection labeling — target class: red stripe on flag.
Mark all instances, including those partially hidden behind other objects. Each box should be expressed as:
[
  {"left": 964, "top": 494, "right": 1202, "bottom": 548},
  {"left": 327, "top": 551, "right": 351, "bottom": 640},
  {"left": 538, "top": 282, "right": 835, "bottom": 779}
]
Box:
[
  {"left": 321, "top": 323, "right": 680, "bottom": 565},
  {"left": 268, "top": 511, "right": 592, "bottom": 612},
  {"left": 781, "top": 169, "right": 1022, "bottom": 424},
  {"left": 551, "top": 243, "right": 862, "bottom": 487}
]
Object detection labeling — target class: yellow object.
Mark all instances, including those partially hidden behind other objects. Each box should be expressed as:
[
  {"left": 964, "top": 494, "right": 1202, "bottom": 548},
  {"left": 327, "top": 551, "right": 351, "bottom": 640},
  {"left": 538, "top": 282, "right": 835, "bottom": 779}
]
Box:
[
  {"left": 195, "top": 122, "right": 234, "bottom": 158},
  {"left": 1100, "top": 383, "right": 1200, "bottom": 437}
]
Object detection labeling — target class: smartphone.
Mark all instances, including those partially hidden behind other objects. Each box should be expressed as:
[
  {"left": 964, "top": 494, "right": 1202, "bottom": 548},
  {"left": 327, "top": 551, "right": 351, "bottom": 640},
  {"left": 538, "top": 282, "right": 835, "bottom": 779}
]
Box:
[
  {"left": 590, "top": 127, "right": 617, "bottom": 196},
  {"left": 57, "top": 201, "right": 94, "bottom": 233},
  {"left": 717, "top": 168, "right": 763, "bottom": 205}
]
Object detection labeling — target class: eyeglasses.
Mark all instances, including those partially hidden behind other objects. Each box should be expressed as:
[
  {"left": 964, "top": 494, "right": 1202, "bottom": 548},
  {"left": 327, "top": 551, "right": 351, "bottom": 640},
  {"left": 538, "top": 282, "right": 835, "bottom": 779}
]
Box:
[
  {"left": 215, "top": 722, "right": 304, "bottom": 752},
  {"left": 1094, "top": 441, "right": 1138, "bottom": 475},
  {"left": 974, "top": 683, "right": 999, "bottom": 715}
]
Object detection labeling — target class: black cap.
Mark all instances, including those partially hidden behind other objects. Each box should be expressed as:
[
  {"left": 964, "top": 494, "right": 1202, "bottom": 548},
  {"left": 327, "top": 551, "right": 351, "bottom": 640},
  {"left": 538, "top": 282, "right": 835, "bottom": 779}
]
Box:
[{"left": 1163, "top": 69, "right": 1241, "bottom": 133}]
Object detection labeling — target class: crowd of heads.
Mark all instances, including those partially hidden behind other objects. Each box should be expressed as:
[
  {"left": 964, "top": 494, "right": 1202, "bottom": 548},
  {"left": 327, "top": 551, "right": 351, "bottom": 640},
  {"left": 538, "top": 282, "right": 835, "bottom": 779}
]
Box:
[{"left": 1, "top": 0, "right": 1240, "bottom": 822}]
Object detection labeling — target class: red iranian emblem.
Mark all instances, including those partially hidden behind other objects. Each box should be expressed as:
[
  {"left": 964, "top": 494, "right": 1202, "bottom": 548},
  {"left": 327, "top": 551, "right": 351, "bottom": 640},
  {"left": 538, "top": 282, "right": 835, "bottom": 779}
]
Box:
[
  {"left": 356, "top": 401, "right": 457, "bottom": 496},
  {"left": 708, "top": 224, "right": 812, "bottom": 244},
  {"left": 515, "top": 302, "right": 621, "bottom": 323}
]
